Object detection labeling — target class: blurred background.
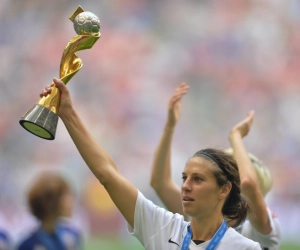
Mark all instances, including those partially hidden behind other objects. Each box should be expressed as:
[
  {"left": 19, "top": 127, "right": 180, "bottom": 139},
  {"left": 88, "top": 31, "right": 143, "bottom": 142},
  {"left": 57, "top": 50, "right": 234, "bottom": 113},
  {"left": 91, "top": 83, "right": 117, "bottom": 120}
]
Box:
[{"left": 1, "top": 0, "right": 300, "bottom": 249}]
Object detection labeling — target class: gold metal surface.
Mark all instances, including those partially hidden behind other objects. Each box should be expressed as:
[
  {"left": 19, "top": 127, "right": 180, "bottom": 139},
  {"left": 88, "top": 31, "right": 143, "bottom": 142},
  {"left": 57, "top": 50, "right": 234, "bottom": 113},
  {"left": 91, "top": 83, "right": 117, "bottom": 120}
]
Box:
[
  {"left": 36, "top": 6, "right": 101, "bottom": 114},
  {"left": 69, "top": 5, "right": 84, "bottom": 22},
  {"left": 20, "top": 5, "right": 101, "bottom": 140}
]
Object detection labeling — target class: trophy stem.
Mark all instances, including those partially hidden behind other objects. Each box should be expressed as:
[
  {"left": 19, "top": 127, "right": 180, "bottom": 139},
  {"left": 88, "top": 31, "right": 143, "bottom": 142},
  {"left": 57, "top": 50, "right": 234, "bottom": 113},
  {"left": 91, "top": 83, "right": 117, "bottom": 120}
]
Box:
[
  {"left": 19, "top": 6, "right": 100, "bottom": 140},
  {"left": 19, "top": 105, "right": 58, "bottom": 140}
]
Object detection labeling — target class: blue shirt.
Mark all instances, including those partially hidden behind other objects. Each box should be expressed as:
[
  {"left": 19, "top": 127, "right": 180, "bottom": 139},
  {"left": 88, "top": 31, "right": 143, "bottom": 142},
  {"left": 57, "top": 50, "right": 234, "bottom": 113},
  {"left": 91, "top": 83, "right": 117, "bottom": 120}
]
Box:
[
  {"left": 17, "top": 226, "right": 66, "bottom": 250},
  {"left": 17, "top": 222, "right": 82, "bottom": 250},
  {"left": 58, "top": 222, "right": 82, "bottom": 250},
  {"left": 0, "top": 230, "right": 10, "bottom": 250}
]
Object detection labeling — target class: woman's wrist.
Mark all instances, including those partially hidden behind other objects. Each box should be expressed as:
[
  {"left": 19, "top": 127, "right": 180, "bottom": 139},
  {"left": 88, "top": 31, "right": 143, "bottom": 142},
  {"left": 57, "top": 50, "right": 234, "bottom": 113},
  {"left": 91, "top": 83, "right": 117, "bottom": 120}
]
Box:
[{"left": 228, "top": 130, "right": 242, "bottom": 142}]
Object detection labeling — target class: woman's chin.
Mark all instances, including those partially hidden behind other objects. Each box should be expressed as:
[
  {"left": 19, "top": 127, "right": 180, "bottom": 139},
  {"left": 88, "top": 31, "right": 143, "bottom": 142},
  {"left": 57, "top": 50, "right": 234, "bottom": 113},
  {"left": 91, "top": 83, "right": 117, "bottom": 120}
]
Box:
[{"left": 183, "top": 208, "right": 193, "bottom": 217}]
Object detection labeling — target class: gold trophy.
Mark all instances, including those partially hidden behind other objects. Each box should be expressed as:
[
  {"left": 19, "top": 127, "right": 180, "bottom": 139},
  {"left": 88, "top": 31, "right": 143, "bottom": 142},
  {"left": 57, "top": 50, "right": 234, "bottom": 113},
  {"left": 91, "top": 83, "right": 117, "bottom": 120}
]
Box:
[{"left": 19, "top": 6, "right": 101, "bottom": 140}]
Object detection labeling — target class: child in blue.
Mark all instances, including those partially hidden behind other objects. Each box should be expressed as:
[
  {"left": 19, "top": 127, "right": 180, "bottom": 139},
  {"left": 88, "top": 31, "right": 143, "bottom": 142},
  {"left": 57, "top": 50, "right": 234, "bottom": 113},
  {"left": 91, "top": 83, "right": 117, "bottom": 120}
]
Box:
[{"left": 17, "top": 172, "right": 81, "bottom": 250}]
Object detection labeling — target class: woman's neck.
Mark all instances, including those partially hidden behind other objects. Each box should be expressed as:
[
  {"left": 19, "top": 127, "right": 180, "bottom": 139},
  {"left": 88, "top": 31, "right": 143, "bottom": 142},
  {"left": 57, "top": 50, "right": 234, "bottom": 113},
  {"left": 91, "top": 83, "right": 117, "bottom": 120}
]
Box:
[
  {"left": 190, "top": 215, "right": 224, "bottom": 241},
  {"left": 41, "top": 218, "right": 56, "bottom": 233}
]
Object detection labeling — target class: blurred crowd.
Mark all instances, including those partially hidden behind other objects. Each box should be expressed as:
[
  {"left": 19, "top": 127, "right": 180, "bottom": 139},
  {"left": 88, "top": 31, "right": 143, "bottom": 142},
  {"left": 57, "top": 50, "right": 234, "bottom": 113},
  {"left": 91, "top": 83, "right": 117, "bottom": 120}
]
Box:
[{"left": 1, "top": 0, "right": 300, "bottom": 247}]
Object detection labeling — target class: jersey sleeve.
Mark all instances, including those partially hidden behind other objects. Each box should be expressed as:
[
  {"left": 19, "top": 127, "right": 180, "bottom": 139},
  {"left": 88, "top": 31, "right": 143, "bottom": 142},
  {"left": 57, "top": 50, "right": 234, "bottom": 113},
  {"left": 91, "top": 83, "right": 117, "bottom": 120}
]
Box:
[
  {"left": 257, "top": 207, "right": 281, "bottom": 248},
  {"left": 242, "top": 207, "right": 281, "bottom": 249},
  {"left": 127, "top": 191, "right": 184, "bottom": 247}
]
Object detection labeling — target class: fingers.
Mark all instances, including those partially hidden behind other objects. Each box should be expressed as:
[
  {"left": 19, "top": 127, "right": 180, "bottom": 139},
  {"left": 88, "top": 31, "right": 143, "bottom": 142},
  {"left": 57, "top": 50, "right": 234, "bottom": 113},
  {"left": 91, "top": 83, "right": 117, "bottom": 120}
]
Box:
[
  {"left": 168, "top": 82, "right": 189, "bottom": 110},
  {"left": 247, "top": 110, "right": 255, "bottom": 120},
  {"left": 175, "top": 82, "right": 189, "bottom": 95},
  {"left": 39, "top": 78, "right": 67, "bottom": 98},
  {"left": 171, "top": 82, "right": 190, "bottom": 100},
  {"left": 39, "top": 84, "right": 53, "bottom": 98},
  {"left": 53, "top": 78, "right": 68, "bottom": 94},
  {"left": 244, "top": 110, "right": 255, "bottom": 126}
]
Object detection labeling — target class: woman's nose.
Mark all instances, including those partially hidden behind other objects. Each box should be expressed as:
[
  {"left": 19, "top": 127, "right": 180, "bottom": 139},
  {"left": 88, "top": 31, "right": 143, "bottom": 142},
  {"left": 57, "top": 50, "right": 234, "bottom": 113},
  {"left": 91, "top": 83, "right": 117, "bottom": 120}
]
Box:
[{"left": 181, "top": 178, "right": 191, "bottom": 192}]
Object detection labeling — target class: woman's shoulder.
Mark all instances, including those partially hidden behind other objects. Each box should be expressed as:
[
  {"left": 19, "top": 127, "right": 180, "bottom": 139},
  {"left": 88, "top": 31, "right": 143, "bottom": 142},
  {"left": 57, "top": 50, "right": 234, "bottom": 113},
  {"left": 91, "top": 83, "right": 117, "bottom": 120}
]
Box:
[
  {"left": 224, "top": 227, "right": 261, "bottom": 248},
  {"left": 137, "top": 190, "right": 185, "bottom": 221}
]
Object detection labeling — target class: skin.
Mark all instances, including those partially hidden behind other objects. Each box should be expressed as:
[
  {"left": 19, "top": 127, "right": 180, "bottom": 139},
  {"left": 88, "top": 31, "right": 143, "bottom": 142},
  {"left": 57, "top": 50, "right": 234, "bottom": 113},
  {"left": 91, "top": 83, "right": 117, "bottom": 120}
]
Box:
[
  {"left": 34, "top": 184, "right": 73, "bottom": 233},
  {"left": 228, "top": 111, "right": 272, "bottom": 235},
  {"left": 41, "top": 78, "right": 138, "bottom": 229},
  {"left": 40, "top": 78, "right": 232, "bottom": 240},
  {"left": 182, "top": 156, "right": 232, "bottom": 240},
  {"left": 59, "top": 190, "right": 73, "bottom": 218},
  {"left": 41, "top": 217, "right": 59, "bottom": 233},
  {"left": 150, "top": 83, "right": 272, "bottom": 235},
  {"left": 150, "top": 82, "right": 189, "bottom": 218},
  {"left": 38, "top": 199, "right": 66, "bottom": 233}
]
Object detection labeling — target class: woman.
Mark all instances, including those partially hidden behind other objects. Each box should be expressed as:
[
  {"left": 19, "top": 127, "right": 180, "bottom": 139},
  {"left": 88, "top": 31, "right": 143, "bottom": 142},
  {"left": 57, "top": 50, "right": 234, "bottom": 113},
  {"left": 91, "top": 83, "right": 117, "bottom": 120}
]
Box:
[
  {"left": 150, "top": 82, "right": 280, "bottom": 249},
  {"left": 39, "top": 78, "right": 261, "bottom": 249}
]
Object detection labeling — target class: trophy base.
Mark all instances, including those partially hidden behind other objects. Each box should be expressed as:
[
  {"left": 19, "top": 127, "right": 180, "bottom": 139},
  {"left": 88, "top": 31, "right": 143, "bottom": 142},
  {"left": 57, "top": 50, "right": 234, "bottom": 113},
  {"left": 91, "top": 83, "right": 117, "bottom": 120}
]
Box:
[{"left": 19, "top": 105, "right": 58, "bottom": 140}]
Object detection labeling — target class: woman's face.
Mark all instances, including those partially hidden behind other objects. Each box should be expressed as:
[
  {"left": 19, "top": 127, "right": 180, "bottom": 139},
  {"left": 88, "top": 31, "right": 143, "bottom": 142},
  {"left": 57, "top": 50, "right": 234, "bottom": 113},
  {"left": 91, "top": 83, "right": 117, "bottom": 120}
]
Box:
[
  {"left": 181, "top": 156, "right": 225, "bottom": 218},
  {"left": 59, "top": 190, "right": 74, "bottom": 218}
]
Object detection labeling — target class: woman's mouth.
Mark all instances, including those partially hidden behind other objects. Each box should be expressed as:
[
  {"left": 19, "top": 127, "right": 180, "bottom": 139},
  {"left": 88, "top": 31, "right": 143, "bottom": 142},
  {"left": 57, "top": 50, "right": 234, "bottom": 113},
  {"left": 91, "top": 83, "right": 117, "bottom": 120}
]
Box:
[{"left": 182, "top": 196, "right": 194, "bottom": 203}]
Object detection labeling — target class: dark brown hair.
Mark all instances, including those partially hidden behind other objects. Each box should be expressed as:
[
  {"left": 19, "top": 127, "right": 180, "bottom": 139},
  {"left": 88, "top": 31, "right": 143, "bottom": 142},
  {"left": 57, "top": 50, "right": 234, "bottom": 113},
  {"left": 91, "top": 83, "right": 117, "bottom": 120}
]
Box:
[
  {"left": 27, "top": 172, "right": 70, "bottom": 221},
  {"left": 193, "top": 148, "right": 250, "bottom": 227}
]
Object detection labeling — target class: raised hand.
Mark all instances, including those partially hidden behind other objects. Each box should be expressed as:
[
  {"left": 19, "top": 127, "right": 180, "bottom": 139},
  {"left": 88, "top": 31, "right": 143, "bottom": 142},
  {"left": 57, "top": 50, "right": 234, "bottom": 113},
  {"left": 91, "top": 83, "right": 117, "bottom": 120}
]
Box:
[
  {"left": 39, "top": 78, "right": 73, "bottom": 118},
  {"left": 166, "top": 82, "right": 189, "bottom": 128},
  {"left": 229, "top": 110, "right": 255, "bottom": 139}
]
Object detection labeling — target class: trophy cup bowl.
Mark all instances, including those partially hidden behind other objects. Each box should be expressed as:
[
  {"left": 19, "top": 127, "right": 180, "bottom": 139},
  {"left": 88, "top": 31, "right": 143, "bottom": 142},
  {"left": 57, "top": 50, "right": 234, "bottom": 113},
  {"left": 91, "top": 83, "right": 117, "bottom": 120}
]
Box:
[{"left": 19, "top": 6, "right": 101, "bottom": 140}]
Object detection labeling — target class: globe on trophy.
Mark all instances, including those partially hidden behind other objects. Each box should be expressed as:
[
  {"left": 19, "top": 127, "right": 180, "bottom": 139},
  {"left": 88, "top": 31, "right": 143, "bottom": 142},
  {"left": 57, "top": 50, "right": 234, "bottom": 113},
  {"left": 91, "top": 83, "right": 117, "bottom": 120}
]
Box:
[{"left": 19, "top": 6, "right": 101, "bottom": 140}]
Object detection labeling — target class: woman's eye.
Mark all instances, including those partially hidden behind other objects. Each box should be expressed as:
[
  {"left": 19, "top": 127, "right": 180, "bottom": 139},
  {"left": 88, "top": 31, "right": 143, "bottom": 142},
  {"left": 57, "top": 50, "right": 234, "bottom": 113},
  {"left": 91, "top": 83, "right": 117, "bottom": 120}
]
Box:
[
  {"left": 182, "top": 176, "right": 187, "bottom": 182},
  {"left": 195, "top": 177, "right": 202, "bottom": 182}
]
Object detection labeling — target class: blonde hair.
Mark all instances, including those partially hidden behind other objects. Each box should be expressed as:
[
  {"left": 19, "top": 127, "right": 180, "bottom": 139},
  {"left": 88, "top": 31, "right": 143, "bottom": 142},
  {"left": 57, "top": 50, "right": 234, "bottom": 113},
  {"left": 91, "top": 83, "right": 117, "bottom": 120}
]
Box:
[{"left": 225, "top": 148, "right": 272, "bottom": 197}]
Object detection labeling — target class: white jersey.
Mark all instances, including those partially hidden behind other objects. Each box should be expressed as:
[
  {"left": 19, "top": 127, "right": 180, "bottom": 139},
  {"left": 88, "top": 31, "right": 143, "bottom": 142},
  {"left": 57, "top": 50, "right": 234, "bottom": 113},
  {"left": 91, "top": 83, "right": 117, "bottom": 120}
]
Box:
[
  {"left": 235, "top": 207, "right": 281, "bottom": 250},
  {"left": 128, "top": 191, "right": 261, "bottom": 250}
]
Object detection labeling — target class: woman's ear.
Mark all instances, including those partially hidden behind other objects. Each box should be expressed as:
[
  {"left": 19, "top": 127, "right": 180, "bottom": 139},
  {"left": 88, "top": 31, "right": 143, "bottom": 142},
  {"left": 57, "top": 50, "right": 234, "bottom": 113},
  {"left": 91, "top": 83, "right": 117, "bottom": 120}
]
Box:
[{"left": 219, "top": 182, "right": 232, "bottom": 200}]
